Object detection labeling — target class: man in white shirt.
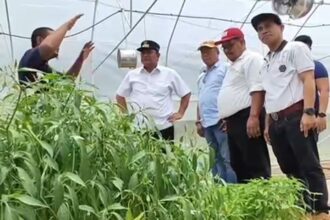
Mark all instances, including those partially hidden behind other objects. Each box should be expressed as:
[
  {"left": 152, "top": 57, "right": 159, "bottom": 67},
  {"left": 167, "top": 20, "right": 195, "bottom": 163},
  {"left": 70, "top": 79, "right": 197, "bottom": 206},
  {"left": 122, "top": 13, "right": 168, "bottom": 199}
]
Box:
[
  {"left": 216, "top": 28, "right": 271, "bottom": 183},
  {"left": 251, "top": 13, "right": 329, "bottom": 217},
  {"left": 196, "top": 40, "right": 237, "bottom": 183},
  {"left": 116, "top": 40, "right": 191, "bottom": 141}
]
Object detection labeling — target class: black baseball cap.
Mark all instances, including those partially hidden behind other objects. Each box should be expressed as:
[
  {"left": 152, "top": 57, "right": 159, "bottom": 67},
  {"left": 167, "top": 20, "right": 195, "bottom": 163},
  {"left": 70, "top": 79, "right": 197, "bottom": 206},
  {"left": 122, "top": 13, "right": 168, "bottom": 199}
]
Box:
[
  {"left": 137, "top": 40, "right": 160, "bottom": 52},
  {"left": 251, "top": 13, "right": 282, "bottom": 31},
  {"left": 294, "top": 35, "right": 312, "bottom": 48}
]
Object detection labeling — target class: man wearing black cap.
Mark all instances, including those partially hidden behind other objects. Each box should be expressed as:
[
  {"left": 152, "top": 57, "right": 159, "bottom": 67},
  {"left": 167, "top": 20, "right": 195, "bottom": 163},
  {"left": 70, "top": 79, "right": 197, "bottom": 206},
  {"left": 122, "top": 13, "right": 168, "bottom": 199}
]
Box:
[
  {"left": 116, "top": 40, "right": 191, "bottom": 141},
  {"left": 251, "top": 13, "right": 329, "bottom": 217},
  {"left": 295, "top": 35, "right": 329, "bottom": 136}
]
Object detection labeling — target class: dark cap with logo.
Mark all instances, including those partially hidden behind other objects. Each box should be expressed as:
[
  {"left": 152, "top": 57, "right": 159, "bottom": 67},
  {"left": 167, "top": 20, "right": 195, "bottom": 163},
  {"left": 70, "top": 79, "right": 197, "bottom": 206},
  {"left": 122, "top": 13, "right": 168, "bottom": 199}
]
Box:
[
  {"left": 251, "top": 13, "right": 282, "bottom": 31},
  {"left": 137, "top": 40, "right": 160, "bottom": 52}
]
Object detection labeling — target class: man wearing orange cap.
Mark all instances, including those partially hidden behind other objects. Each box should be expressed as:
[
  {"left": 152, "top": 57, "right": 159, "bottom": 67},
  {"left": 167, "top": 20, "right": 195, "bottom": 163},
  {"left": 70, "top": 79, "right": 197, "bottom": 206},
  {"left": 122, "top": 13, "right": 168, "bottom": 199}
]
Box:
[
  {"left": 196, "top": 40, "right": 237, "bottom": 183},
  {"left": 216, "top": 28, "right": 271, "bottom": 183}
]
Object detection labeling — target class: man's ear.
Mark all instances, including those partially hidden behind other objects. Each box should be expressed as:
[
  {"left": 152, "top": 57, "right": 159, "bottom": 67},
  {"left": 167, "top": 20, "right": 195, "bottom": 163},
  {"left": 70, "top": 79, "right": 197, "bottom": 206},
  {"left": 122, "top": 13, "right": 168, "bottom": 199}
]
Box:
[
  {"left": 36, "top": 36, "right": 43, "bottom": 46},
  {"left": 280, "top": 24, "right": 285, "bottom": 32}
]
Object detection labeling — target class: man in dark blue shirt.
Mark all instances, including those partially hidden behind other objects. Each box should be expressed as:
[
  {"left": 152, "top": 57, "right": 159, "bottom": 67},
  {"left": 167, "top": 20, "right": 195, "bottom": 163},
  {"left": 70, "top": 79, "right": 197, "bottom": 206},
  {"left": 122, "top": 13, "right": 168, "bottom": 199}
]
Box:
[
  {"left": 18, "top": 14, "right": 94, "bottom": 84},
  {"left": 295, "top": 35, "right": 329, "bottom": 134}
]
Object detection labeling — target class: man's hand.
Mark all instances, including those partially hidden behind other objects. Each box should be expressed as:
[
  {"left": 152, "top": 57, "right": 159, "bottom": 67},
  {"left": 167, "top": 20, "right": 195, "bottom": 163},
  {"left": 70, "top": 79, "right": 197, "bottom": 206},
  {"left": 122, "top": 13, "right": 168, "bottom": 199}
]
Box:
[
  {"left": 264, "top": 126, "right": 271, "bottom": 145},
  {"left": 66, "top": 14, "right": 83, "bottom": 30},
  {"left": 80, "top": 41, "right": 95, "bottom": 61},
  {"left": 168, "top": 112, "right": 183, "bottom": 123},
  {"left": 300, "top": 114, "right": 316, "bottom": 137},
  {"left": 196, "top": 123, "right": 204, "bottom": 137},
  {"left": 219, "top": 120, "right": 227, "bottom": 132},
  {"left": 247, "top": 115, "right": 261, "bottom": 138},
  {"left": 315, "top": 116, "right": 327, "bottom": 133}
]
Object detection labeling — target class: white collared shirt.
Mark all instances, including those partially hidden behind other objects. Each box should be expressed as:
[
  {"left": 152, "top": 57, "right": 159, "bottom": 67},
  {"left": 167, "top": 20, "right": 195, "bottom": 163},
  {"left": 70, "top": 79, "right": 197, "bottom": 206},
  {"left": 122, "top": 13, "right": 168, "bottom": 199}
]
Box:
[
  {"left": 261, "top": 41, "right": 314, "bottom": 113},
  {"left": 116, "top": 65, "right": 190, "bottom": 130},
  {"left": 218, "top": 49, "right": 264, "bottom": 119}
]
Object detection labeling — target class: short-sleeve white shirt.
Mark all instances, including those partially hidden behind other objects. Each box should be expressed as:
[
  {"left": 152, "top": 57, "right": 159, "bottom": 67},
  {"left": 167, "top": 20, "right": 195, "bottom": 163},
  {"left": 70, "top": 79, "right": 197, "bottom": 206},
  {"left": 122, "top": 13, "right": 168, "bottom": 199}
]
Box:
[
  {"left": 218, "top": 49, "right": 264, "bottom": 119},
  {"left": 116, "top": 65, "right": 191, "bottom": 130},
  {"left": 261, "top": 41, "right": 314, "bottom": 113}
]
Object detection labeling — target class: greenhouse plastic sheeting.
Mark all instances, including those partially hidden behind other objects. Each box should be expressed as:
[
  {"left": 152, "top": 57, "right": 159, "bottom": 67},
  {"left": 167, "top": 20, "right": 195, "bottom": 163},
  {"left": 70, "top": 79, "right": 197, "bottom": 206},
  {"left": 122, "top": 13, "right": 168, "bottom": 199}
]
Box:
[{"left": 1, "top": 0, "right": 330, "bottom": 99}]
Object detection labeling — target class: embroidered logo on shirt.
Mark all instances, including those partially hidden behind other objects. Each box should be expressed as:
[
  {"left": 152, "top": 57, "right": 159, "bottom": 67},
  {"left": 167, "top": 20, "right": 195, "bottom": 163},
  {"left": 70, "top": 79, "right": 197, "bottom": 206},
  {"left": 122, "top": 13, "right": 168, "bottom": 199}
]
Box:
[{"left": 279, "top": 64, "right": 287, "bottom": 72}]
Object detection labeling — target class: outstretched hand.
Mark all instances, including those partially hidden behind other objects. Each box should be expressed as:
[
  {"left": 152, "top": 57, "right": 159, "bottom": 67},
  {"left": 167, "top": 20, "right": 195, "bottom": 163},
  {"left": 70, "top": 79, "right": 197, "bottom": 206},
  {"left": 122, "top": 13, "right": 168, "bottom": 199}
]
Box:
[
  {"left": 66, "top": 14, "right": 84, "bottom": 30},
  {"left": 80, "top": 41, "right": 95, "bottom": 61}
]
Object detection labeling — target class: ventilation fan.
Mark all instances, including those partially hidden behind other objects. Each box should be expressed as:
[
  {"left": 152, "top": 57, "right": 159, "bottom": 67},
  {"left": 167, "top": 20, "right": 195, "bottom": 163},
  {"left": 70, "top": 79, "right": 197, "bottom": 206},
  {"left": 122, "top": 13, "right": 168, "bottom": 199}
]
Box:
[{"left": 272, "top": 0, "right": 314, "bottom": 19}]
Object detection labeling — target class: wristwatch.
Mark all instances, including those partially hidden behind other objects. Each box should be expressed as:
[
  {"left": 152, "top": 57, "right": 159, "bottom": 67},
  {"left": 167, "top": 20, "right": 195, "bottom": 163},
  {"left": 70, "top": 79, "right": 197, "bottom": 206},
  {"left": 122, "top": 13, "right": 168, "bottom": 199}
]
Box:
[
  {"left": 318, "top": 112, "right": 327, "bottom": 118},
  {"left": 303, "top": 108, "right": 315, "bottom": 116}
]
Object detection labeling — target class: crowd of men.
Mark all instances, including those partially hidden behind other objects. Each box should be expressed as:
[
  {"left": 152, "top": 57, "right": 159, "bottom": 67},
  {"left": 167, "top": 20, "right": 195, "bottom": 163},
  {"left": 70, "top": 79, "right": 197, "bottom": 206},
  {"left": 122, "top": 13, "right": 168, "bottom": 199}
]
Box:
[{"left": 18, "top": 12, "right": 330, "bottom": 219}]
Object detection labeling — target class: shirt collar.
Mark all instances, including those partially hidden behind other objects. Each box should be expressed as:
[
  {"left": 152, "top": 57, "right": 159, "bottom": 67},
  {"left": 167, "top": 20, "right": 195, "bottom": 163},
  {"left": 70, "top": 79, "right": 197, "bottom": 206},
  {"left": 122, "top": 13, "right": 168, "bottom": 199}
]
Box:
[
  {"left": 139, "top": 65, "right": 161, "bottom": 74},
  {"left": 232, "top": 49, "right": 248, "bottom": 63},
  {"left": 267, "top": 40, "right": 288, "bottom": 56},
  {"left": 202, "top": 60, "right": 220, "bottom": 73}
]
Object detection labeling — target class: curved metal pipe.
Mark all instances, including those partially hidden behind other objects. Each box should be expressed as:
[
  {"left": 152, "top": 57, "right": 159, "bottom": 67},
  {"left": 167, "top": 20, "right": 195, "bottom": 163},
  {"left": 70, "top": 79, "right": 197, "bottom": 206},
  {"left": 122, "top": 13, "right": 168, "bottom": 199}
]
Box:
[
  {"left": 92, "top": 0, "right": 158, "bottom": 73},
  {"left": 165, "top": 0, "right": 186, "bottom": 66},
  {"left": 91, "top": 0, "right": 99, "bottom": 41},
  {"left": 4, "top": 0, "right": 14, "bottom": 62},
  {"left": 240, "top": 0, "right": 259, "bottom": 29}
]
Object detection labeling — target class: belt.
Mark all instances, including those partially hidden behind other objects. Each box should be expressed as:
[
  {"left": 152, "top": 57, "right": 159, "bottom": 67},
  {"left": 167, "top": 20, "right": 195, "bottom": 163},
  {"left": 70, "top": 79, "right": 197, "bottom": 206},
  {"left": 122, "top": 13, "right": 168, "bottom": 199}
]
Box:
[{"left": 270, "top": 101, "right": 303, "bottom": 121}]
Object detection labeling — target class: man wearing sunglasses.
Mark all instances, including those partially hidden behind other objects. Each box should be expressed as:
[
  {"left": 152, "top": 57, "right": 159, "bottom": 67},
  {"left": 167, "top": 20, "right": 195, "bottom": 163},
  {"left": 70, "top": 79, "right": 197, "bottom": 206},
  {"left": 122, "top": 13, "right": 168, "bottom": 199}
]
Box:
[{"left": 216, "top": 28, "right": 271, "bottom": 183}]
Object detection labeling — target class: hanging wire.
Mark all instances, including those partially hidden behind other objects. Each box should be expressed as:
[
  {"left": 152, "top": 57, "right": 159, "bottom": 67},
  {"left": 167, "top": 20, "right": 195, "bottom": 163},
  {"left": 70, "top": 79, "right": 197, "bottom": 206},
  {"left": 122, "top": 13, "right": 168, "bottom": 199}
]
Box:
[
  {"left": 4, "top": 0, "right": 14, "bottom": 61},
  {"left": 3, "top": 6, "right": 330, "bottom": 41},
  {"left": 0, "top": 9, "right": 122, "bottom": 39},
  {"left": 121, "top": 9, "right": 330, "bottom": 28},
  {"left": 165, "top": 0, "right": 186, "bottom": 66},
  {"left": 240, "top": 0, "right": 259, "bottom": 29},
  {"left": 317, "top": 54, "right": 330, "bottom": 61},
  {"left": 292, "top": 3, "right": 322, "bottom": 39},
  {"left": 0, "top": 22, "right": 11, "bottom": 57},
  {"left": 92, "top": 0, "right": 158, "bottom": 74}
]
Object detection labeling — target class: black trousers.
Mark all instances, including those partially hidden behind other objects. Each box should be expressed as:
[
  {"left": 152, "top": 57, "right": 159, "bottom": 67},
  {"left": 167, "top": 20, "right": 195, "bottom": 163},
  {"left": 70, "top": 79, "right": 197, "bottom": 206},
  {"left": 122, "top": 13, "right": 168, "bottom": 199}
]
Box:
[
  {"left": 153, "top": 126, "right": 174, "bottom": 141},
  {"left": 269, "top": 112, "right": 328, "bottom": 212},
  {"left": 226, "top": 107, "right": 271, "bottom": 183}
]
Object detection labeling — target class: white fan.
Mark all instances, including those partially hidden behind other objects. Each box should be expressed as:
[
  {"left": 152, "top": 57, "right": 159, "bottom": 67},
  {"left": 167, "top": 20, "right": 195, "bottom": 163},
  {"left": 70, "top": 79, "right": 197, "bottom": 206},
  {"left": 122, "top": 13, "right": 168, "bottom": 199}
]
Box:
[{"left": 272, "top": 0, "right": 314, "bottom": 19}]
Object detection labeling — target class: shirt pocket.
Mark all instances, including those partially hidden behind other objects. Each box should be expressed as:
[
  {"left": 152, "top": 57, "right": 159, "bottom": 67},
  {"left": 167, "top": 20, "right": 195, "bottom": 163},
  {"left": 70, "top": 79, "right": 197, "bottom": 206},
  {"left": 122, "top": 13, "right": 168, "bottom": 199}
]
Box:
[
  {"left": 131, "top": 80, "right": 148, "bottom": 93},
  {"left": 151, "top": 83, "right": 170, "bottom": 97}
]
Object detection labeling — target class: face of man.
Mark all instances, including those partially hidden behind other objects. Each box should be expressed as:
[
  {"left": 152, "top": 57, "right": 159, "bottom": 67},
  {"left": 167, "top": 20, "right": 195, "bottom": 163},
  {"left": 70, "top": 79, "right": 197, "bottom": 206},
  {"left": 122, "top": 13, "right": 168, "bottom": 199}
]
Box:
[
  {"left": 256, "top": 20, "right": 284, "bottom": 47},
  {"left": 200, "top": 47, "right": 219, "bottom": 67},
  {"left": 222, "top": 38, "right": 244, "bottom": 62},
  {"left": 140, "top": 49, "right": 160, "bottom": 69}
]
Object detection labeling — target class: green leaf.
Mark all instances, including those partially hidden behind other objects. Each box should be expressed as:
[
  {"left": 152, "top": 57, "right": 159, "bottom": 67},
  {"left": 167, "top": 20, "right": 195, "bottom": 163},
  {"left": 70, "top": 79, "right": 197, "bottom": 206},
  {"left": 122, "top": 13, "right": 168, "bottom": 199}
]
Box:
[
  {"left": 125, "top": 207, "right": 133, "bottom": 220},
  {"left": 5, "top": 204, "right": 18, "bottom": 220},
  {"left": 0, "top": 167, "right": 9, "bottom": 185},
  {"left": 160, "top": 195, "right": 181, "bottom": 202},
  {"left": 79, "top": 205, "right": 98, "bottom": 216},
  {"left": 63, "top": 172, "right": 86, "bottom": 187},
  {"left": 53, "top": 177, "right": 64, "bottom": 212},
  {"left": 128, "top": 172, "right": 139, "bottom": 190},
  {"left": 134, "top": 213, "right": 145, "bottom": 220},
  {"left": 57, "top": 203, "right": 71, "bottom": 220},
  {"left": 129, "top": 151, "right": 146, "bottom": 165},
  {"left": 44, "top": 156, "right": 59, "bottom": 171},
  {"left": 26, "top": 125, "right": 54, "bottom": 157},
  {"left": 39, "top": 141, "right": 54, "bottom": 158},
  {"left": 108, "top": 203, "right": 126, "bottom": 210},
  {"left": 112, "top": 177, "right": 123, "bottom": 191},
  {"left": 16, "top": 167, "right": 37, "bottom": 197},
  {"left": 14, "top": 195, "right": 48, "bottom": 208}
]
